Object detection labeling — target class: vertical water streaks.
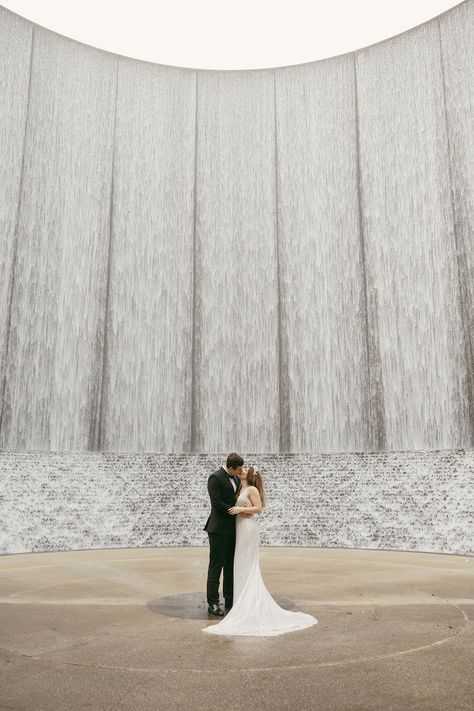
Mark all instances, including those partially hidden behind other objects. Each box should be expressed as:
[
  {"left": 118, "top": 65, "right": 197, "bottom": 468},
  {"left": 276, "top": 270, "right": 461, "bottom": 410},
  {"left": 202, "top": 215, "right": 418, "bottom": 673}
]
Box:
[
  {"left": 273, "top": 70, "right": 290, "bottom": 452},
  {"left": 194, "top": 70, "right": 280, "bottom": 452},
  {"left": 0, "top": 15, "right": 34, "bottom": 445},
  {"left": 0, "top": 3, "right": 473, "bottom": 454},
  {"left": 438, "top": 6, "right": 474, "bottom": 445},
  {"left": 353, "top": 54, "right": 386, "bottom": 451},
  {"left": 275, "top": 60, "right": 368, "bottom": 452},
  {"left": 356, "top": 19, "right": 468, "bottom": 450},
  {"left": 103, "top": 62, "right": 196, "bottom": 452},
  {"left": 190, "top": 71, "right": 200, "bottom": 453},
  {"left": 95, "top": 57, "right": 120, "bottom": 451},
  {"left": 2, "top": 27, "right": 117, "bottom": 451}
]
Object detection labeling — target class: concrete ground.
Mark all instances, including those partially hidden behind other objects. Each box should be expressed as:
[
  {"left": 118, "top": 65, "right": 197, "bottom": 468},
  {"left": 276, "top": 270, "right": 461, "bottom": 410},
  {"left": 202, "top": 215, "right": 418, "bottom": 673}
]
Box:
[{"left": 0, "top": 546, "right": 473, "bottom": 711}]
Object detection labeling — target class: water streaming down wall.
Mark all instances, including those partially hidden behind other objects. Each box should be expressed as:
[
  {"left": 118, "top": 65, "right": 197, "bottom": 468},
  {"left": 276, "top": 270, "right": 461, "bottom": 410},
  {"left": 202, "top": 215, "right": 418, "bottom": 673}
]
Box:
[
  {"left": 357, "top": 19, "right": 471, "bottom": 452},
  {"left": 276, "top": 58, "right": 368, "bottom": 453},
  {"left": 1, "top": 24, "right": 117, "bottom": 451},
  {"left": 0, "top": 1, "right": 473, "bottom": 455},
  {"left": 103, "top": 60, "right": 196, "bottom": 453},
  {"left": 194, "top": 71, "right": 280, "bottom": 453}
]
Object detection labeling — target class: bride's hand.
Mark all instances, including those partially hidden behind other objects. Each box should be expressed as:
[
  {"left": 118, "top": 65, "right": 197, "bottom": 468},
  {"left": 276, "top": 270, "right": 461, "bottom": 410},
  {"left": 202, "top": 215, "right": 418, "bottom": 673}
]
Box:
[{"left": 228, "top": 506, "right": 242, "bottom": 515}]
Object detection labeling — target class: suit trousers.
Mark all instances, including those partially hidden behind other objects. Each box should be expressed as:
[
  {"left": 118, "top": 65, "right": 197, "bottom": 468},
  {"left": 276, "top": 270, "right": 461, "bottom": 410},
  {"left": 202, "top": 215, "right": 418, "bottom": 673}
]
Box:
[{"left": 206, "top": 532, "right": 236, "bottom": 606}]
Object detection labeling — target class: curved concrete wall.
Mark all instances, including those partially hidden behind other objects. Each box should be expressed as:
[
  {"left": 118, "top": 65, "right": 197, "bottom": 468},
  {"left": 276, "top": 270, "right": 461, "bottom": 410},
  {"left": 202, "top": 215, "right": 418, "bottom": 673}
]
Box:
[{"left": 0, "top": 2, "right": 473, "bottom": 455}]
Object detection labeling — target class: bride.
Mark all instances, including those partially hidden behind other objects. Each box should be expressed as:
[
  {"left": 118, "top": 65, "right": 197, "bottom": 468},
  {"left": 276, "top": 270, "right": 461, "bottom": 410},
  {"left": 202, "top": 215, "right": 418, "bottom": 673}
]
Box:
[{"left": 202, "top": 466, "right": 317, "bottom": 636}]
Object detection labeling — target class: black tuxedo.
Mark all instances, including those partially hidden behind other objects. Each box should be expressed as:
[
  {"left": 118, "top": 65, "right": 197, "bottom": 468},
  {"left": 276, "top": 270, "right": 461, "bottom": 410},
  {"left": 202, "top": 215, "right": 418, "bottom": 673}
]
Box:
[
  {"left": 204, "top": 467, "right": 239, "bottom": 606},
  {"left": 204, "top": 467, "right": 239, "bottom": 534}
]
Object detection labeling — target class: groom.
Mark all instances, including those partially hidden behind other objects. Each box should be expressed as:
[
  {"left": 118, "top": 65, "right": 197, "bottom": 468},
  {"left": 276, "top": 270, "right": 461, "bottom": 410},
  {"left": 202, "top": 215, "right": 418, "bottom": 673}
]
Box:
[{"left": 204, "top": 452, "right": 244, "bottom": 616}]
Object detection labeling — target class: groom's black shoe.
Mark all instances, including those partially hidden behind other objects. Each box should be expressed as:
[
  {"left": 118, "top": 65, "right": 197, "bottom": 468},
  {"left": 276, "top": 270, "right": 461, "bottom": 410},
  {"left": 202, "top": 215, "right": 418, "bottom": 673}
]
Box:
[
  {"left": 208, "top": 603, "right": 224, "bottom": 617},
  {"left": 225, "top": 600, "right": 233, "bottom": 611}
]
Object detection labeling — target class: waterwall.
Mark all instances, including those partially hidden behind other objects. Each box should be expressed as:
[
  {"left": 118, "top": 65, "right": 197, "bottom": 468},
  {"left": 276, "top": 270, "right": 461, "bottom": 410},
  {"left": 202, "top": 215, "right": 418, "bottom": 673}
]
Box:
[
  {"left": 1, "top": 449, "right": 472, "bottom": 555},
  {"left": 0, "top": 2, "right": 473, "bottom": 455},
  {"left": 1, "top": 4, "right": 473, "bottom": 556}
]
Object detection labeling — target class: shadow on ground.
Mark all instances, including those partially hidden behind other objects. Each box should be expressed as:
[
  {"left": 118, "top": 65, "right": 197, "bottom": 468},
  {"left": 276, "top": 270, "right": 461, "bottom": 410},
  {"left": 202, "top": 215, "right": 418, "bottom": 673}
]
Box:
[{"left": 146, "top": 591, "right": 296, "bottom": 619}]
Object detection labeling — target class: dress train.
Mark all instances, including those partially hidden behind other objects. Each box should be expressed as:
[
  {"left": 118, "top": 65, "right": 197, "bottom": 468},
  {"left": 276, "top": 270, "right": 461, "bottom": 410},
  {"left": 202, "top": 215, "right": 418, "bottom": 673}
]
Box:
[{"left": 202, "top": 489, "right": 317, "bottom": 637}]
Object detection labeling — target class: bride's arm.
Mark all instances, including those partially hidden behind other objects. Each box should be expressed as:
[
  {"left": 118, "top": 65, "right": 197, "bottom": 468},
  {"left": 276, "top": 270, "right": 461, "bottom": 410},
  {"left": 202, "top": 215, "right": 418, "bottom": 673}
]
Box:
[{"left": 228, "top": 487, "right": 263, "bottom": 515}]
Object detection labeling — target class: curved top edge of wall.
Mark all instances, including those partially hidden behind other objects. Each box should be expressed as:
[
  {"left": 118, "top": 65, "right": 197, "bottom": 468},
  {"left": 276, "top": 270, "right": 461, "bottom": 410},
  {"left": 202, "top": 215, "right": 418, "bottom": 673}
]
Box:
[{"left": 1, "top": 0, "right": 471, "bottom": 74}]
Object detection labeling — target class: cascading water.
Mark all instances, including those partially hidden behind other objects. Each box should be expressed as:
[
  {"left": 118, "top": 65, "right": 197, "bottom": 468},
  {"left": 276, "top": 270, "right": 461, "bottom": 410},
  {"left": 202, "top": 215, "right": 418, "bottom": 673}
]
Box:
[{"left": 0, "top": 2, "right": 472, "bottom": 455}]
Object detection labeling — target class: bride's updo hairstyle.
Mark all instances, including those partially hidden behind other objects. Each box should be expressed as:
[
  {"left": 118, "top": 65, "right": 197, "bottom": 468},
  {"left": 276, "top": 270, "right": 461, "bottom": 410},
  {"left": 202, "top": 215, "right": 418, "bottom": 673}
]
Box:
[{"left": 247, "top": 466, "right": 265, "bottom": 507}]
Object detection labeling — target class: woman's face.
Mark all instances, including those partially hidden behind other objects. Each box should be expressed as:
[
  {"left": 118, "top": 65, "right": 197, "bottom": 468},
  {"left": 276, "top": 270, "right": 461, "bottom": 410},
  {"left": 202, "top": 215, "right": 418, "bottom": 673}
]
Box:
[{"left": 239, "top": 467, "right": 249, "bottom": 481}]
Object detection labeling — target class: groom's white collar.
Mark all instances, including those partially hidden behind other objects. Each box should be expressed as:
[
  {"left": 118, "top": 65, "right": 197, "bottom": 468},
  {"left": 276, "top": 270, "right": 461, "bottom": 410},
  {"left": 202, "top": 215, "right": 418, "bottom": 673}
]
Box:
[{"left": 223, "top": 465, "right": 237, "bottom": 491}]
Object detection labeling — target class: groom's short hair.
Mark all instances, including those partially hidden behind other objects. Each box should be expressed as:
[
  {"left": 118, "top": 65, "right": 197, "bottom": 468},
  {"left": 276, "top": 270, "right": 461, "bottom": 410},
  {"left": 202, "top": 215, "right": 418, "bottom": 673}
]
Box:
[{"left": 226, "top": 452, "right": 244, "bottom": 469}]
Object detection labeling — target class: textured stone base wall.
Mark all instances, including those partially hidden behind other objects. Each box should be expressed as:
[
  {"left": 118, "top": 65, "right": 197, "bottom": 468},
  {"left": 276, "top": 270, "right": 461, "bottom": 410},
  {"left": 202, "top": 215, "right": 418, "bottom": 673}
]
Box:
[{"left": 0, "top": 449, "right": 473, "bottom": 556}]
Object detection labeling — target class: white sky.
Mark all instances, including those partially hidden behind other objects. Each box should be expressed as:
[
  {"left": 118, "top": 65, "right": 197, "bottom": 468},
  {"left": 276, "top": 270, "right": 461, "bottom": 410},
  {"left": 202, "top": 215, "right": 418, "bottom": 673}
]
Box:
[{"left": 1, "top": 0, "right": 463, "bottom": 69}]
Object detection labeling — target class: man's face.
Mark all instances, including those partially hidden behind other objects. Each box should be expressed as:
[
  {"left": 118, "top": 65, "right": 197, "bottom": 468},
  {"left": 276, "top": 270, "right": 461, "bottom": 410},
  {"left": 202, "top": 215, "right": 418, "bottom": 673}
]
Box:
[{"left": 230, "top": 465, "right": 244, "bottom": 477}]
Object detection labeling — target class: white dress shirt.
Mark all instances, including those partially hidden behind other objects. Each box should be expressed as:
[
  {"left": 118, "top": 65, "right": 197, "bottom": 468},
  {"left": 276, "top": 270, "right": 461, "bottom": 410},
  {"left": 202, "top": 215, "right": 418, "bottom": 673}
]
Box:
[{"left": 223, "top": 465, "right": 237, "bottom": 492}]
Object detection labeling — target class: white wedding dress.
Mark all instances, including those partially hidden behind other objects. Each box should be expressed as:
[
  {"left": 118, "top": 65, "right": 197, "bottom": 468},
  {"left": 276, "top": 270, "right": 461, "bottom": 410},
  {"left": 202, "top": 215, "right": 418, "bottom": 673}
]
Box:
[{"left": 202, "top": 488, "right": 317, "bottom": 636}]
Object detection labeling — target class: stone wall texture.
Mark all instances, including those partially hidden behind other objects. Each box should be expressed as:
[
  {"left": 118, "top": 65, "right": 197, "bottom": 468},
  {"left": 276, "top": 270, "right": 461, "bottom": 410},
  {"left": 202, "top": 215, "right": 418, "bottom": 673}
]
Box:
[{"left": 1, "top": 449, "right": 472, "bottom": 555}]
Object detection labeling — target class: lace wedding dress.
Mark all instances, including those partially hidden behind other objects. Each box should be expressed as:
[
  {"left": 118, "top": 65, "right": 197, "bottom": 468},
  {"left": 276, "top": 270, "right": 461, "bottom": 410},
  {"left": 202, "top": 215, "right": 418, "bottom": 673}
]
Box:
[{"left": 202, "top": 488, "right": 318, "bottom": 636}]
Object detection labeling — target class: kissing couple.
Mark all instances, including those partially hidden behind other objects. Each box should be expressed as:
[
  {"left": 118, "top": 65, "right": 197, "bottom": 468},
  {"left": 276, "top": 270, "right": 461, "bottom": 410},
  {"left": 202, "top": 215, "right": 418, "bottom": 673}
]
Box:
[{"left": 202, "top": 452, "right": 318, "bottom": 636}]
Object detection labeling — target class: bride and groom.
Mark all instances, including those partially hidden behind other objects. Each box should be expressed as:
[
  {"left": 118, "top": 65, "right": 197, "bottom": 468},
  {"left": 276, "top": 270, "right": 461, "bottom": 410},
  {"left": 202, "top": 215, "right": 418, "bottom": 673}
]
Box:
[{"left": 202, "top": 452, "right": 317, "bottom": 636}]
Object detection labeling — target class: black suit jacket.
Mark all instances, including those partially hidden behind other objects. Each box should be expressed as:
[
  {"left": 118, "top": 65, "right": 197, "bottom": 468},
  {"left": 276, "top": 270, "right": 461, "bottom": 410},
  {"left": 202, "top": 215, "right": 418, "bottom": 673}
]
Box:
[{"left": 203, "top": 467, "right": 239, "bottom": 535}]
